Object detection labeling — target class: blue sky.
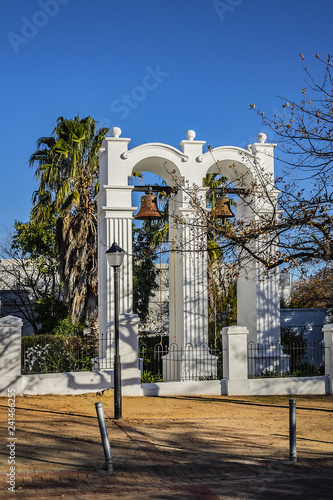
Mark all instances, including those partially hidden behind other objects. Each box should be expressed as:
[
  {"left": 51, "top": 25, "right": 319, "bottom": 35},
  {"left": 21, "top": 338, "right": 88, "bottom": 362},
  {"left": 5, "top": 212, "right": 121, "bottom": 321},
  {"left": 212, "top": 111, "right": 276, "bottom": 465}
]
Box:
[{"left": 0, "top": 0, "right": 332, "bottom": 239}]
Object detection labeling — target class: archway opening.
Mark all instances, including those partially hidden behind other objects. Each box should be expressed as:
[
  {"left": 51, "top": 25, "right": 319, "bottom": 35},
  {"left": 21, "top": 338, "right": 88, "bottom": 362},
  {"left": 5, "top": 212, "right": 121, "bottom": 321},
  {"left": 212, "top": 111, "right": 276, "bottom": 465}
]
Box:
[{"left": 130, "top": 170, "right": 171, "bottom": 346}]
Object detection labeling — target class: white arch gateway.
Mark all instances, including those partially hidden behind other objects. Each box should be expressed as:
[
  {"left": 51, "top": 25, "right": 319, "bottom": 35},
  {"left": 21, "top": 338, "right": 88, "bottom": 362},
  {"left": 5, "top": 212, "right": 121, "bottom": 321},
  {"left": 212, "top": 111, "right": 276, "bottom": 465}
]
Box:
[{"left": 96, "top": 129, "right": 280, "bottom": 385}]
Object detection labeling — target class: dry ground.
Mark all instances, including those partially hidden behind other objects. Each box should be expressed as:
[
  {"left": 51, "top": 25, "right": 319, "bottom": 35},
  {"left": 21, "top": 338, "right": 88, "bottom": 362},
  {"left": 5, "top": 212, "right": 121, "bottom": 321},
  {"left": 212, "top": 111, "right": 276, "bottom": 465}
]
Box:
[{"left": 0, "top": 392, "right": 332, "bottom": 472}]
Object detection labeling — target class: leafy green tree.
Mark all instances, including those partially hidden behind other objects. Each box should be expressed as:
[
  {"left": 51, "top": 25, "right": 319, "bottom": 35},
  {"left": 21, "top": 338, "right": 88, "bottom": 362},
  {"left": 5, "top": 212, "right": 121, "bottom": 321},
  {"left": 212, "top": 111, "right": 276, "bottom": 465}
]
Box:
[
  {"left": 29, "top": 116, "right": 109, "bottom": 327},
  {"left": 18, "top": 215, "right": 68, "bottom": 333},
  {"left": 0, "top": 216, "right": 62, "bottom": 334},
  {"left": 33, "top": 296, "right": 69, "bottom": 335}
]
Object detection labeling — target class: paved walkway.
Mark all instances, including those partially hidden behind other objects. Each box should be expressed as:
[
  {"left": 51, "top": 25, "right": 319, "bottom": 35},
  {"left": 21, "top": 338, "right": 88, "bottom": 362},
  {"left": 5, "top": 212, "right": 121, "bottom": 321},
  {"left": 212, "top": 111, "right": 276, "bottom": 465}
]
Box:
[
  {"left": 1, "top": 460, "right": 333, "bottom": 499},
  {"left": 0, "top": 421, "right": 333, "bottom": 500},
  {"left": 1, "top": 418, "right": 333, "bottom": 499}
]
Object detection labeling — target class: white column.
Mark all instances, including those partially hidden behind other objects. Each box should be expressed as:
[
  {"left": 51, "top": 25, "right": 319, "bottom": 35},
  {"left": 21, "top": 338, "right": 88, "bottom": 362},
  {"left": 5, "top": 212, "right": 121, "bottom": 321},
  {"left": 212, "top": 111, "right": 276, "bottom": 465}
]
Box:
[
  {"left": 164, "top": 190, "right": 218, "bottom": 380},
  {"left": 105, "top": 212, "right": 135, "bottom": 324},
  {"left": 323, "top": 324, "right": 333, "bottom": 394},
  {"left": 236, "top": 194, "right": 280, "bottom": 345},
  {"left": 97, "top": 196, "right": 135, "bottom": 331},
  {"left": 97, "top": 130, "right": 141, "bottom": 389},
  {"left": 180, "top": 209, "right": 208, "bottom": 346},
  {"left": 237, "top": 265, "right": 280, "bottom": 344},
  {"left": 0, "top": 316, "right": 23, "bottom": 395},
  {"left": 168, "top": 190, "right": 184, "bottom": 345},
  {"left": 170, "top": 186, "right": 209, "bottom": 347},
  {"left": 169, "top": 194, "right": 209, "bottom": 347}
]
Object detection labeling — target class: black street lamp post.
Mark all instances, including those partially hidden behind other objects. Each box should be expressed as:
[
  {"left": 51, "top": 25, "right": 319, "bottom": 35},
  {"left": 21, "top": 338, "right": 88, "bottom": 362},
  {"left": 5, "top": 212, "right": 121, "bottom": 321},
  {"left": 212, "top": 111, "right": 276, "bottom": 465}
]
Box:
[{"left": 106, "top": 242, "right": 126, "bottom": 420}]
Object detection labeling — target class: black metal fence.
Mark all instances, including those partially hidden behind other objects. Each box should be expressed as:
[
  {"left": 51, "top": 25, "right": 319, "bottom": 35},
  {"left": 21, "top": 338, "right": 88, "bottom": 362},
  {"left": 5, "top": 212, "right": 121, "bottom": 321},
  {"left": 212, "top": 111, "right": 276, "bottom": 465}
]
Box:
[
  {"left": 21, "top": 333, "right": 327, "bottom": 382},
  {"left": 139, "top": 342, "right": 223, "bottom": 382},
  {"left": 248, "top": 340, "right": 326, "bottom": 378},
  {"left": 97, "top": 332, "right": 115, "bottom": 370}
]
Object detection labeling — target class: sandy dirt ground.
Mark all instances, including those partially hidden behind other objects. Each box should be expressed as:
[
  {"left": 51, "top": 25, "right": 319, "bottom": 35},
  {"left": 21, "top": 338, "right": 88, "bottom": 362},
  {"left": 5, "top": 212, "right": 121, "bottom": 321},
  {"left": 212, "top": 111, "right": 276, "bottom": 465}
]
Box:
[{"left": 0, "top": 392, "right": 332, "bottom": 472}]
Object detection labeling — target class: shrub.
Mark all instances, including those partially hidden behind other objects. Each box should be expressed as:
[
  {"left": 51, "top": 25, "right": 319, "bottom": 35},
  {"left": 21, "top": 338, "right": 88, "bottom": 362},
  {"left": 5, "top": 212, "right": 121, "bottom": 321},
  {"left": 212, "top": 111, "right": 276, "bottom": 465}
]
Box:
[
  {"left": 141, "top": 371, "right": 163, "bottom": 383},
  {"left": 22, "top": 334, "right": 95, "bottom": 373}
]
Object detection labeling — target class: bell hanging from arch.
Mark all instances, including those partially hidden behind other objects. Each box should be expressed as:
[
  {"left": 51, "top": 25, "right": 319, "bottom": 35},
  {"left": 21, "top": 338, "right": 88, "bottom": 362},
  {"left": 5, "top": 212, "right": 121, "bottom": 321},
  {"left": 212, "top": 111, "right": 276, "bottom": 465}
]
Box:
[
  {"left": 134, "top": 192, "right": 162, "bottom": 221},
  {"left": 214, "top": 195, "right": 234, "bottom": 220}
]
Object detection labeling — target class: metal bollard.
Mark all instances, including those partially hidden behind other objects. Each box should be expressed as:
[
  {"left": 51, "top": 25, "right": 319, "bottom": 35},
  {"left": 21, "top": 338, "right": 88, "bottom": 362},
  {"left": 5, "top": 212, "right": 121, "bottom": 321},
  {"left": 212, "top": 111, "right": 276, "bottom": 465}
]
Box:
[
  {"left": 289, "top": 398, "right": 297, "bottom": 462},
  {"left": 95, "top": 401, "right": 114, "bottom": 472}
]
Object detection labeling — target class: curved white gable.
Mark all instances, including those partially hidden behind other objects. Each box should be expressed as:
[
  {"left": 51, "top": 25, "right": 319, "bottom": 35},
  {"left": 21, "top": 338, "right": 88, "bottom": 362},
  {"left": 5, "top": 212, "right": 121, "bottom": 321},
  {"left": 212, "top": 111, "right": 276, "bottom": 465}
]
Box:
[{"left": 117, "top": 141, "right": 260, "bottom": 188}]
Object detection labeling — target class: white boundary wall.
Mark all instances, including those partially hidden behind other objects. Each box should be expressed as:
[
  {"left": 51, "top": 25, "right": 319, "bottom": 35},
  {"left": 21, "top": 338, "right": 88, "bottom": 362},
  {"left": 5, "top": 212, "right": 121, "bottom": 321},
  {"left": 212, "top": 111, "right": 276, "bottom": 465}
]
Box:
[
  {"left": 225, "top": 376, "right": 328, "bottom": 396},
  {"left": 141, "top": 377, "right": 328, "bottom": 396},
  {"left": 0, "top": 316, "right": 332, "bottom": 397},
  {"left": 221, "top": 325, "right": 332, "bottom": 396},
  {"left": 19, "top": 369, "right": 142, "bottom": 396}
]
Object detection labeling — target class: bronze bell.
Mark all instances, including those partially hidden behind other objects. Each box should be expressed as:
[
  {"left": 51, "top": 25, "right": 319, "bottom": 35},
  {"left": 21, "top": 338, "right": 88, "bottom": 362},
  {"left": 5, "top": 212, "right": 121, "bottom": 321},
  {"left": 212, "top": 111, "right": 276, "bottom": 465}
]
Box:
[
  {"left": 134, "top": 192, "right": 162, "bottom": 220},
  {"left": 214, "top": 195, "right": 234, "bottom": 219}
]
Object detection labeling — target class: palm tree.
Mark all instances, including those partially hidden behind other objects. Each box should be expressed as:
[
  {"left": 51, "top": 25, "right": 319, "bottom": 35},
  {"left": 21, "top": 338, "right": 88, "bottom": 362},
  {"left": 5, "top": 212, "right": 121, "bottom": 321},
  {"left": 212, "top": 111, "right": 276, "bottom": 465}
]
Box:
[{"left": 29, "top": 116, "right": 109, "bottom": 328}]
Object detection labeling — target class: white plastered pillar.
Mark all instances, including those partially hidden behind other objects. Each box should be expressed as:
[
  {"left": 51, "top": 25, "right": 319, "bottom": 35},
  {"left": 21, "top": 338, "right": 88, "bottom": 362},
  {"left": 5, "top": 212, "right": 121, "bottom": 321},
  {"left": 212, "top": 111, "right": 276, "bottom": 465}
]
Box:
[
  {"left": 222, "top": 326, "right": 250, "bottom": 395},
  {"left": 164, "top": 183, "right": 218, "bottom": 380},
  {"left": 0, "top": 316, "right": 23, "bottom": 396},
  {"left": 169, "top": 192, "right": 209, "bottom": 346},
  {"left": 97, "top": 130, "right": 141, "bottom": 394},
  {"left": 171, "top": 134, "right": 211, "bottom": 348},
  {"left": 178, "top": 205, "right": 209, "bottom": 347},
  {"left": 323, "top": 324, "right": 333, "bottom": 394},
  {"left": 168, "top": 189, "right": 184, "bottom": 346},
  {"left": 236, "top": 225, "right": 280, "bottom": 345},
  {"left": 236, "top": 136, "right": 280, "bottom": 345}
]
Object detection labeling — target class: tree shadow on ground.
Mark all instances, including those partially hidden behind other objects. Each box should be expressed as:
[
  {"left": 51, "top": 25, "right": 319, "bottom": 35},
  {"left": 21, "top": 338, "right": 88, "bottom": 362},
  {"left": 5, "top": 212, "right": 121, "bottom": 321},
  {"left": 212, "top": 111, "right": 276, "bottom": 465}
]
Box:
[{"left": 156, "top": 395, "right": 333, "bottom": 413}]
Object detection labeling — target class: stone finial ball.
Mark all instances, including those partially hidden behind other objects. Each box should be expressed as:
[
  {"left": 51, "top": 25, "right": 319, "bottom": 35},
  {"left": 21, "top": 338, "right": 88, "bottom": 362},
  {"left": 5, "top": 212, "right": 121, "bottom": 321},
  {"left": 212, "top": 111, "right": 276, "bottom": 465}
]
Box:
[
  {"left": 257, "top": 133, "right": 267, "bottom": 143},
  {"left": 111, "top": 127, "right": 122, "bottom": 138},
  {"left": 186, "top": 130, "right": 196, "bottom": 141}
]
